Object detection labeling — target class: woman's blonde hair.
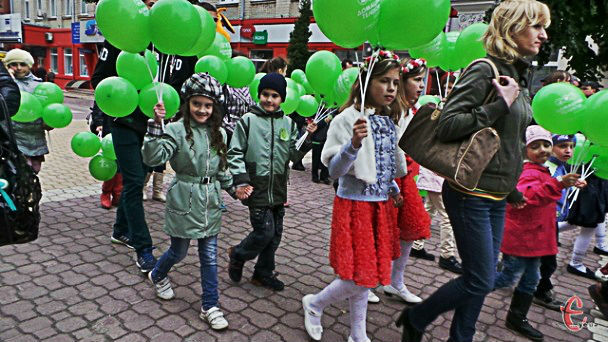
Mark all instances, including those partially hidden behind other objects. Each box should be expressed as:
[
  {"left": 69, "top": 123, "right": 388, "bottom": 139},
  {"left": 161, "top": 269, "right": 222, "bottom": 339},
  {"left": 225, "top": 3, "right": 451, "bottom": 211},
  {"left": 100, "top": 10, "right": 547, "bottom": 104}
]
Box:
[{"left": 483, "top": 0, "right": 551, "bottom": 62}]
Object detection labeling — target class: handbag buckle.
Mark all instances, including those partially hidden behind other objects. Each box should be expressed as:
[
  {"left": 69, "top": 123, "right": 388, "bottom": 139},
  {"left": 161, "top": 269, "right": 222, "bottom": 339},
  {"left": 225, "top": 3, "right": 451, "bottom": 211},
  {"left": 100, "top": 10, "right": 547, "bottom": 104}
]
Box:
[{"left": 430, "top": 109, "right": 441, "bottom": 120}]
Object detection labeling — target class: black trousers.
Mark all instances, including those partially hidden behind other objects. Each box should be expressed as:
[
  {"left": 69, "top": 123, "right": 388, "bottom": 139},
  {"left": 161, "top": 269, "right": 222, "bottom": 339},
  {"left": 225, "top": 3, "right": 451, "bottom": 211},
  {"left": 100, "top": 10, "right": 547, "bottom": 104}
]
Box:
[{"left": 311, "top": 143, "right": 328, "bottom": 180}]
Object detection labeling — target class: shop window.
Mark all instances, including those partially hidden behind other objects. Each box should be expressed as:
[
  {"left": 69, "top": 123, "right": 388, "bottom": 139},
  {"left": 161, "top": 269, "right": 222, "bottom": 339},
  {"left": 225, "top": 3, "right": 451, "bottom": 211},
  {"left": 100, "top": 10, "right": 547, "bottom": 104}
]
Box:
[
  {"left": 250, "top": 50, "right": 273, "bottom": 72},
  {"left": 50, "top": 0, "right": 56, "bottom": 17},
  {"left": 50, "top": 48, "right": 58, "bottom": 73},
  {"left": 64, "top": 48, "right": 73, "bottom": 75},
  {"left": 79, "top": 51, "right": 88, "bottom": 76}
]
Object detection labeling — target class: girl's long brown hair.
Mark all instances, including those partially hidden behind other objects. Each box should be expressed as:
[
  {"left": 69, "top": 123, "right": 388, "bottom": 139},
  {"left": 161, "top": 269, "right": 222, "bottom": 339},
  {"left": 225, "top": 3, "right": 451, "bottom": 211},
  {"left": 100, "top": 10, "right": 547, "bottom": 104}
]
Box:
[
  {"left": 399, "top": 57, "right": 428, "bottom": 109},
  {"left": 340, "top": 59, "right": 405, "bottom": 124},
  {"left": 180, "top": 99, "right": 228, "bottom": 170}
]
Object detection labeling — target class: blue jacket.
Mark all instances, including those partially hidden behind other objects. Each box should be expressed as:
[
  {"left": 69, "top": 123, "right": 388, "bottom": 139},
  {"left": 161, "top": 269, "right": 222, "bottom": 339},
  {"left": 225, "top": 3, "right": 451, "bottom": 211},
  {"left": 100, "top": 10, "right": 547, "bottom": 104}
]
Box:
[{"left": 546, "top": 156, "right": 569, "bottom": 221}]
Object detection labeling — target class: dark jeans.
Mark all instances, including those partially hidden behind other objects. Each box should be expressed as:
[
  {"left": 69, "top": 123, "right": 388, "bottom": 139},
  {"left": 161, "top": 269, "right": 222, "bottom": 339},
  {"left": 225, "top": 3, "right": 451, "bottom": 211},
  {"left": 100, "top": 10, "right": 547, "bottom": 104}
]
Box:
[
  {"left": 233, "top": 206, "right": 285, "bottom": 278},
  {"left": 410, "top": 183, "right": 506, "bottom": 342},
  {"left": 535, "top": 223, "right": 558, "bottom": 295},
  {"left": 151, "top": 236, "right": 218, "bottom": 310},
  {"left": 495, "top": 255, "right": 541, "bottom": 295},
  {"left": 311, "top": 143, "right": 329, "bottom": 180},
  {"left": 111, "top": 125, "right": 152, "bottom": 252}
]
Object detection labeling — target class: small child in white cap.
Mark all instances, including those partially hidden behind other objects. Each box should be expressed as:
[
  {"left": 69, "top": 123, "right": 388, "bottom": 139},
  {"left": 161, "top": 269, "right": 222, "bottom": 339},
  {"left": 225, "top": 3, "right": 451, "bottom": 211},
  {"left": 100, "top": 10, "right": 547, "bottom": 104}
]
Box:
[
  {"left": 4, "top": 48, "right": 49, "bottom": 173},
  {"left": 492, "top": 125, "right": 586, "bottom": 341}
]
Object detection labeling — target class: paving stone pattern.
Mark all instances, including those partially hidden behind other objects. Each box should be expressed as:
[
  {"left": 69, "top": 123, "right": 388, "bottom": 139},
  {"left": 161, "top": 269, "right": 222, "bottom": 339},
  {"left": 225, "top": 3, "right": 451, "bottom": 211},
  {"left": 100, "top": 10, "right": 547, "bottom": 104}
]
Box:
[{"left": 1, "top": 118, "right": 608, "bottom": 342}]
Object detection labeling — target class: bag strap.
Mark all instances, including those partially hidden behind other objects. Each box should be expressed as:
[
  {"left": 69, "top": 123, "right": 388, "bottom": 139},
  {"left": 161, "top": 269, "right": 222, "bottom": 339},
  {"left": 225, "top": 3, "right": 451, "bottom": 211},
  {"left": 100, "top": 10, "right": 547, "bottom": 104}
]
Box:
[{"left": 445, "top": 58, "right": 500, "bottom": 105}]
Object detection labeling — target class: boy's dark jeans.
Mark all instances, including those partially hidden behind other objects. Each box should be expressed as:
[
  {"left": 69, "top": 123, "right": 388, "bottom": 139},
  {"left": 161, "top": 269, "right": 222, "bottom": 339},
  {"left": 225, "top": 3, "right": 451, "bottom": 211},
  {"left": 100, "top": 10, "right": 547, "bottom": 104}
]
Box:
[
  {"left": 111, "top": 125, "right": 152, "bottom": 252},
  {"left": 233, "top": 206, "right": 285, "bottom": 278},
  {"left": 312, "top": 142, "right": 329, "bottom": 180},
  {"left": 535, "top": 223, "right": 558, "bottom": 295}
]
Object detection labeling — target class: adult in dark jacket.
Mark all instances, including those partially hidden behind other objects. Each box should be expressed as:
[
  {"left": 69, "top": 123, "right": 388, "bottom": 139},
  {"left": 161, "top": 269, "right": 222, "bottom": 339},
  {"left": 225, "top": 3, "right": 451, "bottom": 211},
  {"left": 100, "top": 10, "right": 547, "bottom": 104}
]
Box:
[
  {"left": 397, "top": 2, "right": 551, "bottom": 342},
  {"left": 0, "top": 61, "right": 21, "bottom": 121},
  {"left": 91, "top": 35, "right": 160, "bottom": 272}
]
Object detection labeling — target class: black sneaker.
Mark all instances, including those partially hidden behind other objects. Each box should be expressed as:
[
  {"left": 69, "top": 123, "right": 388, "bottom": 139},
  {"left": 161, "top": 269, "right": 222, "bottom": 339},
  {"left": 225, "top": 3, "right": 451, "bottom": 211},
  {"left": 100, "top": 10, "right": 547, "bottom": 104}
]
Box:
[
  {"left": 395, "top": 308, "right": 423, "bottom": 342},
  {"left": 321, "top": 178, "right": 332, "bottom": 185},
  {"left": 228, "top": 247, "right": 244, "bottom": 283},
  {"left": 251, "top": 273, "right": 285, "bottom": 291},
  {"left": 593, "top": 246, "right": 608, "bottom": 256},
  {"left": 312, "top": 176, "right": 320, "bottom": 183},
  {"left": 292, "top": 162, "right": 306, "bottom": 171},
  {"left": 136, "top": 247, "right": 157, "bottom": 273},
  {"left": 111, "top": 233, "right": 134, "bottom": 249},
  {"left": 566, "top": 264, "right": 596, "bottom": 280},
  {"left": 533, "top": 290, "right": 561, "bottom": 312},
  {"left": 439, "top": 256, "right": 463, "bottom": 274},
  {"left": 410, "top": 248, "right": 435, "bottom": 261}
]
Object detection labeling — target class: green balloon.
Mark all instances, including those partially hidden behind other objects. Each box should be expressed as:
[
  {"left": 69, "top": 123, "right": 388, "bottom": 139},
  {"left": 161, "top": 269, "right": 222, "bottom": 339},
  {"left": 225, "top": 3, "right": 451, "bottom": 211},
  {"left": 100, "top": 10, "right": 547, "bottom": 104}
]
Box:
[
  {"left": 94, "top": 77, "right": 139, "bottom": 118},
  {"left": 582, "top": 90, "right": 608, "bottom": 146},
  {"left": 249, "top": 73, "right": 266, "bottom": 102},
  {"left": 596, "top": 168, "right": 608, "bottom": 180},
  {"left": 378, "top": 0, "right": 450, "bottom": 50},
  {"left": 195, "top": 56, "right": 228, "bottom": 84},
  {"left": 101, "top": 134, "right": 116, "bottom": 160},
  {"left": 183, "top": 6, "right": 216, "bottom": 56},
  {"left": 116, "top": 50, "right": 158, "bottom": 90},
  {"left": 532, "top": 83, "right": 586, "bottom": 135},
  {"left": 410, "top": 32, "right": 447, "bottom": 68},
  {"left": 333, "top": 67, "right": 359, "bottom": 107},
  {"left": 227, "top": 57, "right": 256, "bottom": 88},
  {"left": 95, "top": 0, "right": 150, "bottom": 53},
  {"left": 291, "top": 69, "right": 306, "bottom": 84},
  {"left": 33, "top": 82, "right": 64, "bottom": 107},
  {"left": 280, "top": 86, "right": 301, "bottom": 115},
  {"left": 89, "top": 155, "right": 118, "bottom": 181},
  {"left": 417, "top": 95, "right": 441, "bottom": 107},
  {"left": 301, "top": 77, "right": 314, "bottom": 95},
  {"left": 313, "top": 0, "right": 379, "bottom": 48},
  {"left": 455, "top": 23, "right": 489, "bottom": 67},
  {"left": 297, "top": 95, "right": 319, "bottom": 118},
  {"left": 71, "top": 131, "right": 101, "bottom": 158},
  {"left": 138, "top": 82, "right": 180, "bottom": 120},
  {"left": 438, "top": 32, "right": 463, "bottom": 71},
  {"left": 149, "top": 0, "right": 201, "bottom": 55},
  {"left": 42, "top": 103, "right": 72, "bottom": 128},
  {"left": 568, "top": 139, "right": 593, "bottom": 165},
  {"left": 305, "top": 51, "right": 342, "bottom": 96},
  {"left": 201, "top": 33, "right": 232, "bottom": 60},
  {"left": 12, "top": 92, "right": 43, "bottom": 123},
  {"left": 286, "top": 78, "right": 302, "bottom": 97}
]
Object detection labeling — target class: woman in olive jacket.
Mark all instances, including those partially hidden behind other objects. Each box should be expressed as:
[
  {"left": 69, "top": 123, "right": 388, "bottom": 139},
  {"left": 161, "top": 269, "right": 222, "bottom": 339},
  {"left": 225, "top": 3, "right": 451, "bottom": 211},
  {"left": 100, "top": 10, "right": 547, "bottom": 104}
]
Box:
[{"left": 397, "top": 1, "right": 552, "bottom": 342}]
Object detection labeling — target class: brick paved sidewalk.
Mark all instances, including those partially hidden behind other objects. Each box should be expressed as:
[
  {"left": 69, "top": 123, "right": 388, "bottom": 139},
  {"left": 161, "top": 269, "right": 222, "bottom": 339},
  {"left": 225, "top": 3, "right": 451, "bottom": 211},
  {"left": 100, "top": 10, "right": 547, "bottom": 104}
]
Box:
[{"left": 1, "top": 121, "right": 608, "bottom": 341}]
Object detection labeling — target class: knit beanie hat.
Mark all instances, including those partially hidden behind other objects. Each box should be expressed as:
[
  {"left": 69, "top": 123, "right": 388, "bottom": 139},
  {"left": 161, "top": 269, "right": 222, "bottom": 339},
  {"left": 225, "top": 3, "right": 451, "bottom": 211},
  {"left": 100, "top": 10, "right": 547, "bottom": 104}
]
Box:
[
  {"left": 552, "top": 134, "right": 575, "bottom": 145},
  {"left": 526, "top": 125, "right": 553, "bottom": 146},
  {"left": 258, "top": 72, "right": 287, "bottom": 102},
  {"left": 180, "top": 72, "right": 224, "bottom": 103},
  {"left": 3, "top": 48, "right": 34, "bottom": 67}
]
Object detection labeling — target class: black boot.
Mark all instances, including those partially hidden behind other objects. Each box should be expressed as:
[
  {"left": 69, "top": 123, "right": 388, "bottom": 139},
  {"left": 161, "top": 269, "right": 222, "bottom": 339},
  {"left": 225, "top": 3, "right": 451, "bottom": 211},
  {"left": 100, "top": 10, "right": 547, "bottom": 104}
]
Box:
[
  {"left": 505, "top": 290, "right": 544, "bottom": 341},
  {"left": 395, "top": 308, "right": 423, "bottom": 342}
]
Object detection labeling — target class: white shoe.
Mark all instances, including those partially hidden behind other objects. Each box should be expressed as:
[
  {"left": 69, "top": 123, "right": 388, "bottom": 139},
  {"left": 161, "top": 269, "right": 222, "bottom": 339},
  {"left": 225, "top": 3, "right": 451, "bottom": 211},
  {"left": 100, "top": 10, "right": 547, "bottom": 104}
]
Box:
[
  {"left": 148, "top": 271, "right": 175, "bottom": 300},
  {"left": 302, "top": 294, "right": 323, "bottom": 341},
  {"left": 367, "top": 290, "right": 380, "bottom": 304},
  {"left": 200, "top": 306, "right": 229, "bottom": 330},
  {"left": 348, "top": 336, "right": 371, "bottom": 342},
  {"left": 383, "top": 285, "right": 422, "bottom": 304},
  {"left": 596, "top": 268, "right": 608, "bottom": 282}
]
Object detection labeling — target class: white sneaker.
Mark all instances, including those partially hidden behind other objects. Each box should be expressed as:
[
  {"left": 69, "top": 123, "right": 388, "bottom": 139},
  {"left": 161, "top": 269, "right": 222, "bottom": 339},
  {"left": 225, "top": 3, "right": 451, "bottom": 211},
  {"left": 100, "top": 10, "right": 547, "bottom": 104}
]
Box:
[
  {"left": 367, "top": 290, "right": 380, "bottom": 304},
  {"left": 200, "top": 306, "right": 229, "bottom": 330},
  {"left": 148, "top": 271, "right": 175, "bottom": 300},
  {"left": 348, "top": 336, "right": 371, "bottom": 342},
  {"left": 302, "top": 294, "right": 323, "bottom": 341},
  {"left": 383, "top": 285, "right": 422, "bottom": 304},
  {"left": 596, "top": 267, "right": 608, "bottom": 282}
]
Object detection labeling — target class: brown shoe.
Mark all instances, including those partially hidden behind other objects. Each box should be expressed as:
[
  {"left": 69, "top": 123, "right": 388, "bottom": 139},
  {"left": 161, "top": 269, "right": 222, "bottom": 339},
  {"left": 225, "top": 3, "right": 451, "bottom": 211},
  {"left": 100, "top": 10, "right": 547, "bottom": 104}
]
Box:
[{"left": 228, "top": 247, "right": 244, "bottom": 283}]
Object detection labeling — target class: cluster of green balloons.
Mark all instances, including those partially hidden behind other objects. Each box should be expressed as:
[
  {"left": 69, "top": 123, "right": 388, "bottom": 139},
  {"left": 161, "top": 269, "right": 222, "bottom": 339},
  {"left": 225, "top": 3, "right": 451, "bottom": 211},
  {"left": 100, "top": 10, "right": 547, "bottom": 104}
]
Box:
[
  {"left": 568, "top": 134, "right": 608, "bottom": 180},
  {"left": 71, "top": 131, "right": 118, "bottom": 181},
  {"left": 410, "top": 23, "right": 489, "bottom": 71},
  {"left": 96, "top": 0, "right": 216, "bottom": 55},
  {"left": 12, "top": 82, "right": 73, "bottom": 129},
  {"left": 194, "top": 53, "right": 255, "bottom": 88},
  {"left": 313, "top": 0, "right": 450, "bottom": 50}
]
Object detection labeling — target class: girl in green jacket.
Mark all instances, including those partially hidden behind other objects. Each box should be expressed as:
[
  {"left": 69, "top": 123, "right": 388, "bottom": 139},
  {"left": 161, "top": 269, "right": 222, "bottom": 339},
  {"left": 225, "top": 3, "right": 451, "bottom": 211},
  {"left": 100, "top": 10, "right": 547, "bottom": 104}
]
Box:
[{"left": 141, "top": 73, "right": 251, "bottom": 330}]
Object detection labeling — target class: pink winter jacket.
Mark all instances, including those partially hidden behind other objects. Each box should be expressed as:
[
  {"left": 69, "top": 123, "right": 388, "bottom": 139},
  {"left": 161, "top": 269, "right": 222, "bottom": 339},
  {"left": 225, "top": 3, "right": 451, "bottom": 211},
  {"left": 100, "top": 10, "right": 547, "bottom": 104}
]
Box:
[{"left": 501, "top": 162, "right": 565, "bottom": 257}]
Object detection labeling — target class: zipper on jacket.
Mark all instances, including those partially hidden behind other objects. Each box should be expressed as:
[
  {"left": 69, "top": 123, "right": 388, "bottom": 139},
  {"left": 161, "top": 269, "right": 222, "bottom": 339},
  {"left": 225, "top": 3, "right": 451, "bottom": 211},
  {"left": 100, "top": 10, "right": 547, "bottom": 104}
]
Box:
[
  {"left": 269, "top": 117, "right": 274, "bottom": 205},
  {"left": 204, "top": 129, "right": 210, "bottom": 228}
]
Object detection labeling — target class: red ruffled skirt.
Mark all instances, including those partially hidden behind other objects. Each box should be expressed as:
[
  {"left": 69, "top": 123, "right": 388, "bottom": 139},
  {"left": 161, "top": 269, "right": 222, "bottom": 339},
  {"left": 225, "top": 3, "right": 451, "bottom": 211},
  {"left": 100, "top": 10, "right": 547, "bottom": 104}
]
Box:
[
  {"left": 393, "top": 172, "right": 431, "bottom": 242},
  {"left": 329, "top": 197, "right": 401, "bottom": 287}
]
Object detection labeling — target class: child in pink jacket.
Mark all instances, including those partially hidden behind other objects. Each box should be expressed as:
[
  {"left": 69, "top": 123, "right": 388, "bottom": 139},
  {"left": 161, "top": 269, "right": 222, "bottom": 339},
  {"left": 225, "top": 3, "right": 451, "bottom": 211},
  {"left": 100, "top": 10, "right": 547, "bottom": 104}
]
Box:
[{"left": 494, "top": 125, "right": 586, "bottom": 341}]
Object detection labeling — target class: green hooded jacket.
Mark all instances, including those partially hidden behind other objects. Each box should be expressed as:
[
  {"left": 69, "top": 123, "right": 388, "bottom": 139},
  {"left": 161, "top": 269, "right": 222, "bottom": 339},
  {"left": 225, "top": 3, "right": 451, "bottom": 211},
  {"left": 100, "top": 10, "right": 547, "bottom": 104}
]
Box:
[
  {"left": 228, "top": 105, "right": 308, "bottom": 207},
  {"left": 142, "top": 120, "right": 233, "bottom": 239}
]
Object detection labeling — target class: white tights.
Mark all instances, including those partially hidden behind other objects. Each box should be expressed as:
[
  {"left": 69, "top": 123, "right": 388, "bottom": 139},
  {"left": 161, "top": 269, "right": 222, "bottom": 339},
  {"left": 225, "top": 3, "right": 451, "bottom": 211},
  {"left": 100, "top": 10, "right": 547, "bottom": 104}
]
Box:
[
  {"left": 309, "top": 278, "right": 369, "bottom": 342},
  {"left": 390, "top": 240, "right": 413, "bottom": 291}
]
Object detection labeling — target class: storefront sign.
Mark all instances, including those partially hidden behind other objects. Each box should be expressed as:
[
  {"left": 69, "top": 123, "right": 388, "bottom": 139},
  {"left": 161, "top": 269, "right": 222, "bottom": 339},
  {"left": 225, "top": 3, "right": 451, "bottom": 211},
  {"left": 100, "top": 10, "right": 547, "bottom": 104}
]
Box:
[
  {"left": 252, "top": 30, "right": 267, "bottom": 45},
  {"left": 79, "top": 19, "right": 104, "bottom": 43},
  {"left": 71, "top": 23, "right": 80, "bottom": 44},
  {"left": 0, "top": 13, "right": 22, "bottom": 43},
  {"left": 240, "top": 23, "right": 255, "bottom": 39}
]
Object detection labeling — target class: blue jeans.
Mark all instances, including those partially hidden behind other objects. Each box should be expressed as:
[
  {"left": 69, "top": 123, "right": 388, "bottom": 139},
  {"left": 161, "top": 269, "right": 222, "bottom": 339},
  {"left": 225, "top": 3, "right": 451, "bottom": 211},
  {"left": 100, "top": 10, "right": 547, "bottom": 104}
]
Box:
[
  {"left": 111, "top": 125, "right": 152, "bottom": 252},
  {"left": 410, "top": 183, "right": 506, "bottom": 342},
  {"left": 151, "top": 236, "right": 219, "bottom": 310},
  {"left": 495, "top": 255, "right": 541, "bottom": 295}
]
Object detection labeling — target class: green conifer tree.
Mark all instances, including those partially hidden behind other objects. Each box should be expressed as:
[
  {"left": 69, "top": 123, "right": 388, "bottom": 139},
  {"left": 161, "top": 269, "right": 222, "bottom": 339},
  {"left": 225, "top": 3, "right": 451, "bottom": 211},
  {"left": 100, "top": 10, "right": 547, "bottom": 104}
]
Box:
[{"left": 286, "top": 0, "right": 312, "bottom": 75}]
